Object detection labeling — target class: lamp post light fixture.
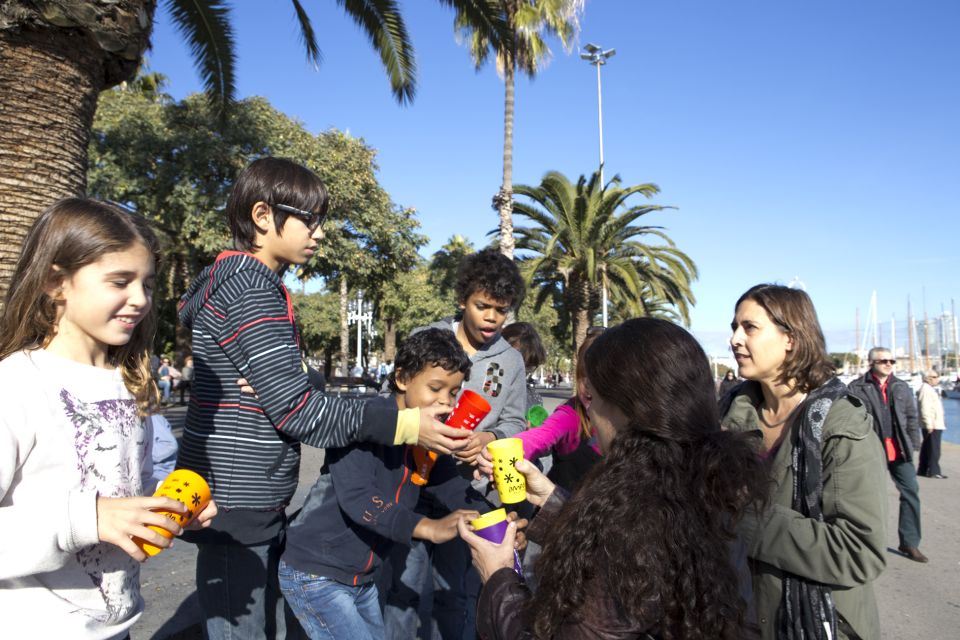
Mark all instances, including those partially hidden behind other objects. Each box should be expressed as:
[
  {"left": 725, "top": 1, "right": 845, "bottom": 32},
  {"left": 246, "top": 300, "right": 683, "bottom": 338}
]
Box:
[
  {"left": 580, "top": 42, "right": 616, "bottom": 327},
  {"left": 347, "top": 290, "right": 375, "bottom": 373},
  {"left": 580, "top": 43, "right": 616, "bottom": 185}
]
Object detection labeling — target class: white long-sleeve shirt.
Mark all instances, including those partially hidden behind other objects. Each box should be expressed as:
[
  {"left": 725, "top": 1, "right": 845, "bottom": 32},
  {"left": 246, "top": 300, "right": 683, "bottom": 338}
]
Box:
[{"left": 0, "top": 349, "right": 154, "bottom": 639}]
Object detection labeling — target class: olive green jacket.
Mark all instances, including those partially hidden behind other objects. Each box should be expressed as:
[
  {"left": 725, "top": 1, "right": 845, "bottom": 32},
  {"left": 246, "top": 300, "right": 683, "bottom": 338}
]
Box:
[{"left": 722, "top": 381, "right": 888, "bottom": 640}]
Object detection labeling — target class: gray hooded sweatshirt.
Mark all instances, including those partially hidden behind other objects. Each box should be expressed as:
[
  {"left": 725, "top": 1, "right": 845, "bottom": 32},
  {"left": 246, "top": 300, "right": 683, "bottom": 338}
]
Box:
[{"left": 420, "top": 318, "right": 527, "bottom": 440}]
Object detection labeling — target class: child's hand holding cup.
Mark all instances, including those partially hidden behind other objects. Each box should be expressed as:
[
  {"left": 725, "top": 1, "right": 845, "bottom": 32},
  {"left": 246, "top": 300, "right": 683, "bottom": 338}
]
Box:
[
  {"left": 413, "top": 390, "right": 492, "bottom": 485},
  {"left": 134, "top": 469, "right": 212, "bottom": 556}
]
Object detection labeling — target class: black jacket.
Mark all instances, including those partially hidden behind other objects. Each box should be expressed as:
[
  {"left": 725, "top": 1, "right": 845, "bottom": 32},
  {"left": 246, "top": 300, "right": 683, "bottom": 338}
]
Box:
[
  {"left": 281, "top": 396, "right": 485, "bottom": 585},
  {"left": 848, "top": 372, "right": 921, "bottom": 463}
]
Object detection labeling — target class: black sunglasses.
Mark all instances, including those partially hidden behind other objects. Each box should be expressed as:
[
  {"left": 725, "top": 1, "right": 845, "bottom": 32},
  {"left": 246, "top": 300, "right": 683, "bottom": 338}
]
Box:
[
  {"left": 872, "top": 359, "right": 896, "bottom": 365},
  {"left": 270, "top": 202, "right": 325, "bottom": 231}
]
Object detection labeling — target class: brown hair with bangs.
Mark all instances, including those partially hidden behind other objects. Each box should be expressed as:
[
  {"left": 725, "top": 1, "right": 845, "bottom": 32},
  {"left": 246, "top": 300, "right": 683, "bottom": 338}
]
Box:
[
  {"left": 0, "top": 198, "right": 162, "bottom": 414},
  {"left": 734, "top": 283, "right": 836, "bottom": 394}
]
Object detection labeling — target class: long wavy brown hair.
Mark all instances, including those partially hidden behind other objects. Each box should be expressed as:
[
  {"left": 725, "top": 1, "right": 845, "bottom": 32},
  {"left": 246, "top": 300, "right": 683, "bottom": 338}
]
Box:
[
  {"left": 572, "top": 329, "right": 603, "bottom": 440},
  {"left": 0, "top": 198, "right": 161, "bottom": 414},
  {"left": 530, "top": 318, "right": 767, "bottom": 639}
]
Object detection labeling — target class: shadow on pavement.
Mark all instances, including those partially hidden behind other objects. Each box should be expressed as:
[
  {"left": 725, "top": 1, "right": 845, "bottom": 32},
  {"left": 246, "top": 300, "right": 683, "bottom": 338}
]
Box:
[{"left": 149, "top": 591, "right": 203, "bottom": 640}]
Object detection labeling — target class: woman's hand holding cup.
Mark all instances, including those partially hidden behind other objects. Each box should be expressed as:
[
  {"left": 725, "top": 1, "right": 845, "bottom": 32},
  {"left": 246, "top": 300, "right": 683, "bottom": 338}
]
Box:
[
  {"left": 513, "top": 457, "right": 556, "bottom": 507},
  {"left": 457, "top": 515, "right": 518, "bottom": 583}
]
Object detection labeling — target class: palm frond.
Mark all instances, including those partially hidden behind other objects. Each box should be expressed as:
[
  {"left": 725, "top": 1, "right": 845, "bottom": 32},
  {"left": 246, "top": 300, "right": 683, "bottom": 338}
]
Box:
[
  {"left": 290, "top": 0, "right": 322, "bottom": 69},
  {"left": 166, "top": 0, "right": 236, "bottom": 118},
  {"left": 338, "top": 0, "right": 417, "bottom": 104}
]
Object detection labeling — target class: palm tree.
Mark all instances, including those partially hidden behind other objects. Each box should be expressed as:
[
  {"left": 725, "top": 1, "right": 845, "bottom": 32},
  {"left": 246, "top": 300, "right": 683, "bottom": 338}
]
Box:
[
  {"left": 0, "top": 0, "right": 504, "bottom": 302},
  {"left": 428, "top": 233, "right": 475, "bottom": 299},
  {"left": 452, "top": 0, "right": 584, "bottom": 258},
  {"left": 512, "top": 169, "right": 698, "bottom": 356}
]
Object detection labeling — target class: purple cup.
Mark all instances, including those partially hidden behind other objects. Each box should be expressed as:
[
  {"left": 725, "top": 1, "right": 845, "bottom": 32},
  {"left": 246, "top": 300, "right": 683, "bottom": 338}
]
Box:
[{"left": 474, "top": 517, "right": 524, "bottom": 576}]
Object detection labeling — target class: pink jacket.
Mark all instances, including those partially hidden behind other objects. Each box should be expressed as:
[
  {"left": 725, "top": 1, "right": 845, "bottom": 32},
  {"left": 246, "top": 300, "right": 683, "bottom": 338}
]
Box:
[{"left": 517, "top": 401, "right": 599, "bottom": 460}]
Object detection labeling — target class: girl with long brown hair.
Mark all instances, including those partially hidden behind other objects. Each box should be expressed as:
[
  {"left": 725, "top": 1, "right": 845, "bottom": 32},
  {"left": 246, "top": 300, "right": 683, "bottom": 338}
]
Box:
[{"left": 0, "top": 198, "right": 216, "bottom": 638}]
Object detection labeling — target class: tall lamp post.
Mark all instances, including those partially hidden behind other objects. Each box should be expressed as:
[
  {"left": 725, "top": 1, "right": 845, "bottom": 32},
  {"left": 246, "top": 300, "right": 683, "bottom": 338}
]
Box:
[
  {"left": 581, "top": 42, "right": 616, "bottom": 327},
  {"left": 348, "top": 291, "right": 375, "bottom": 374}
]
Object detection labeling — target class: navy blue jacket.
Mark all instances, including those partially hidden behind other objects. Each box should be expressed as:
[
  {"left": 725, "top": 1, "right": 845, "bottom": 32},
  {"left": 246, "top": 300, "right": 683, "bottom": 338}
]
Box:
[{"left": 282, "top": 396, "right": 485, "bottom": 586}]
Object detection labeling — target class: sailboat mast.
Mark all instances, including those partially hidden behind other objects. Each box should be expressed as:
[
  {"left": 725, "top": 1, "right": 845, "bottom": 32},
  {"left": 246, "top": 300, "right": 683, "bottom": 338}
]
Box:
[
  {"left": 855, "top": 307, "right": 860, "bottom": 370},
  {"left": 907, "top": 297, "right": 915, "bottom": 373},
  {"left": 953, "top": 298, "right": 958, "bottom": 376}
]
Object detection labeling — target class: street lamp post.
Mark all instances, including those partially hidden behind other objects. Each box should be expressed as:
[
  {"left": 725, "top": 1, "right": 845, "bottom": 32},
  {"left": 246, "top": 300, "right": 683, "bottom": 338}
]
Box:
[
  {"left": 347, "top": 291, "right": 374, "bottom": 374},
  {"left": 581, "top": 43, "right": 616, "bottom": 327}
]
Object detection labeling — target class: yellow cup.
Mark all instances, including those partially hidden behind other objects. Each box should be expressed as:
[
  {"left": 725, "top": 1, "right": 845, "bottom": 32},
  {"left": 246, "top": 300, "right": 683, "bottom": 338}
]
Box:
[
  {"left": 134, "top": 469, "right": 211, "bottom": 556},
  {"left": 486, "top": 438, "right": 526, "bottom": 504}
]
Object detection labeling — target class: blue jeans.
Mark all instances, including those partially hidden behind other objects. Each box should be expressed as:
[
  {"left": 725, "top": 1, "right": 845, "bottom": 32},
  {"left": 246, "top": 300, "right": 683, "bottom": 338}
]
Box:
[
  {"left": 158, "top": 378, "right": 172, "bottom": 402},
  {"left": 195, "top": 541, "right": 293, "bottom": 640},
  {"left": 278, "top": 560, "right": 384, "bottom": 640}
]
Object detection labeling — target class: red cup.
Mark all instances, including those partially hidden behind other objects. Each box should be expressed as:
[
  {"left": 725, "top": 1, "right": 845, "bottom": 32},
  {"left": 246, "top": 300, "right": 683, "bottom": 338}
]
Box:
[
  {"left": 411, "top": 390, "right": 492, "bottom": 485},
  {"left": 445, "top": 390, "right": 491, "bottom": 431}
]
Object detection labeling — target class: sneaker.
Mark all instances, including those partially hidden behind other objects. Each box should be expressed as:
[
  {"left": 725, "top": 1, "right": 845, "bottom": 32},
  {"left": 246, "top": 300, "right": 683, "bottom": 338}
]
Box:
[
  {"left": 898, "top": 545, "right": 929, "bottom": 563},
  {"left": 933, "top": 474, "right": 948, "bottom": 479}
]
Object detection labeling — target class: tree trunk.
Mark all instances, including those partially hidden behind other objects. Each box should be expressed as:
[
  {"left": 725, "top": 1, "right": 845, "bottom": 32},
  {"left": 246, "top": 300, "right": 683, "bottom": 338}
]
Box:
[
  {"left": 0, "top": 27, "right": 105, "bottom": 303},
  {"left": 339, "top": 277, "right": 349, "bottom": 376},
  {"left": 570, "top": 276, "right": 591, "bottom": 367},
  {"left": 383, "top": 317, "right": 397, "bottom": 362},
  {"left": 495, "top": 57, "right": 515, "bottom": 258}
]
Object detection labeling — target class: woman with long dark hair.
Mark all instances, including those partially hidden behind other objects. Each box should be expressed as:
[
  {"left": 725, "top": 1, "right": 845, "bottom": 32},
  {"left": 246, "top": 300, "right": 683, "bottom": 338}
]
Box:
[
  {"left": 463, "top": 318, "right": 768, "bottom": 639},
  {"left": 723, "top": 284, "right": 887, "bottom": 639}
]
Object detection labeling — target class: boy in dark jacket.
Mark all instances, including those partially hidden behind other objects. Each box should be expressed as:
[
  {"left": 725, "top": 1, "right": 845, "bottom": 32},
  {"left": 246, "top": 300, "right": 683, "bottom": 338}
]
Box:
[
  {"left": 385, "top": 248, "right": 528, "bottom": 639},
  {"left": 279, "top": 329, "right": 483, "bottom": 639},
  {"left": 177, "top": 157, "right": 469, "bottom": 639}
]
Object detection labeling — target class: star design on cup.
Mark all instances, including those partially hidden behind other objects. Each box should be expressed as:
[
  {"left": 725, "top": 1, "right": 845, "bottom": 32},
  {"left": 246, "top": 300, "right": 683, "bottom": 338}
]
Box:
[
  {"left": 509, "top": 456, "right": 519, "bottom": 467},
  {"left": 192, "top": 493, "right": 202, "bottom": 507},
  {"left": 504, "top": 473, "right": 515, "bottom": 484},
  {"left": 183, "top": 481, "right": 190, "bottom": 487}
]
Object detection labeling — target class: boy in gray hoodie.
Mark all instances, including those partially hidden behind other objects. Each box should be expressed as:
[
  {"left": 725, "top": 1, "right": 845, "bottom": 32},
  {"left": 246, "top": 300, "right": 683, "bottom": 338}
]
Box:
[{"left": 382, "top": 247, "right": 527, "bottom": 639}]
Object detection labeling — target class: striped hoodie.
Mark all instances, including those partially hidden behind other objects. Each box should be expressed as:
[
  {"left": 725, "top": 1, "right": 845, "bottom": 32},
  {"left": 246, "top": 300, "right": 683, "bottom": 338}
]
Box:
[{"left": 177, "top": 251, "right": 402, "bottom": 544}]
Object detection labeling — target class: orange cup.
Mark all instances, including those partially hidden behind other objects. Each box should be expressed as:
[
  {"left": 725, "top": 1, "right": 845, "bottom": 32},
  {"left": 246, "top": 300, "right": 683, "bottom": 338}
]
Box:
[
  {"left": 411, "top": 390, "right": 493, "bottom": 486},
  {"left": 134, "top": 469, "right": 211, "bottom": 556}
]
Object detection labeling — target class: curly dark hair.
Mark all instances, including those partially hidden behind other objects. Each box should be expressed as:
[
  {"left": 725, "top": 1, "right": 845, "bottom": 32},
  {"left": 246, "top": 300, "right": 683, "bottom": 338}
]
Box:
[
  {"left": 387, "top": 328, "right": 471, "bottom": 393},
  {"left": 530, "top": 318, "right": 767, "bottom": 639},
  {"left": 454, "top": 248, "right": 525, "bottom": 309},
  {"left": 734, "top": 284, "right": 836, "bottom": 394}
]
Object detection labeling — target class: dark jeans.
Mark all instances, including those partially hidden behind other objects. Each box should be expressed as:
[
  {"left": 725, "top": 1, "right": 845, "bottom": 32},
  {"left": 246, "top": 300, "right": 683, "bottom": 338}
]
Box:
[
  {"left": 888, "top": 459, "right": 922, "bottom": 548},
  {"left": 381, "top": 538, "right": 472, "bottom": 640},
  {"left": 918, "top": 430, "right": 943, "bottom": 476},
  {"left": 179, "top": 380, "right": 192, "bottom": 404},
  {"left": 195, "top": 541, "right": 302, "bottom": 640}
]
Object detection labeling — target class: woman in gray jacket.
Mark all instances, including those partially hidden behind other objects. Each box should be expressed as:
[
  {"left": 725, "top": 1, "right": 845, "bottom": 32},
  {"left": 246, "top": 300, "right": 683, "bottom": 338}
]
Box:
[{"left": 723, "top": 284, "right": 888, "bottom": 640}]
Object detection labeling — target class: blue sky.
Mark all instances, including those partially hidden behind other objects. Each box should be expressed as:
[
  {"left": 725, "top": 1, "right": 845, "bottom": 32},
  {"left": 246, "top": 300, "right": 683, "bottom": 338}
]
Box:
[{"left": 145, "top": 0, "right": 959, "bottom": 356}]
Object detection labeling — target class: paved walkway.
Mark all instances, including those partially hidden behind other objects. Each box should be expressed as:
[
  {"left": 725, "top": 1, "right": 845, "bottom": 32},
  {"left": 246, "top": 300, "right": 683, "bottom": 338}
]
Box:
[{"left": 133, "top": 397, "right": 960, "bottom": 639}]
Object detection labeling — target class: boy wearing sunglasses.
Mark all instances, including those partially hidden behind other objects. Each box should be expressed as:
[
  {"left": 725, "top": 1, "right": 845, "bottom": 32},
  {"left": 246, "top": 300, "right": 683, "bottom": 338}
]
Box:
[{"left": 176, "top": 157, "right": 469, "bottom": 639}]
